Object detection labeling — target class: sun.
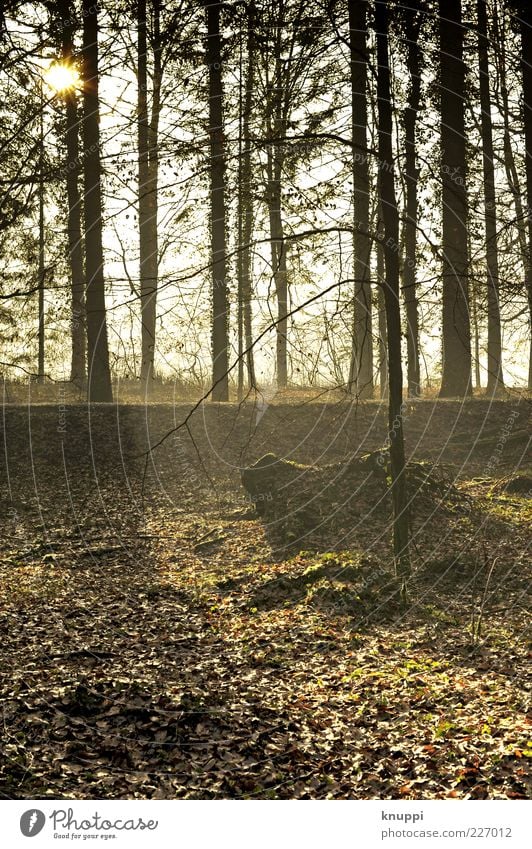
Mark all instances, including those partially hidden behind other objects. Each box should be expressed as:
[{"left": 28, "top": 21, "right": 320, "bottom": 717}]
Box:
[{"left": 44, "top": 61, "right": 80, "bottom": 94}]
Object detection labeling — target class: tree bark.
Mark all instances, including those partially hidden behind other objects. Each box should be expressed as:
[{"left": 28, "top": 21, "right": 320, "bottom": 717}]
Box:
[
  {"left": 82, "top": 0, "right": 113, "bottom": 402},
  {"left": 477, "top": 0, "right": 504, "bottom": 393},
  {"left": 403, "top": 2, "right": 422, "bottom": 397},
  {"left": 438, "top": 0, "right": 472, "bottom": 397},
  {"left": 494, "top": 1, "right": 529, "bottom": 383},
  {"left": 205, "top": 0, "right": 229, "bottom": 401},
  {"left": 265, "top": 19, "right": 289, "bottom": 391},
  {"left": 375, "top": 0, "right": 410, "bottom": 585},
  {"left": 520, "top": 2, "right": 532, "bottom": 390},
  {"left": 348, "top": 0, "right": 373, "bottom": 398},
  {"left": 37, "top": 67, "right": 45, "bottom": 384},
  {"left": 469, "top": 230, "right": 482, "bottom": 390},
  {"left": 138, "top": 0, "right": 160, "bottom": 394},
  {"left": 238, "top": 0, "right": 256, "bottom": 395},
  {"left": 60, "top": 1, "right": 86, "bottom": 386},
  {"left": 376, "top": 213, "right": 388, "bottom": 399}
]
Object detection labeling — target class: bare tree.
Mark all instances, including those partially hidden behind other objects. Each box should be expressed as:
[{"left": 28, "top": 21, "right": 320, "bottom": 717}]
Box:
[
  {"left": 57, "top": 0, "right": 86, "bottom": 385},
  {"left": 138, "top": 0, "right": 162, "bottom": 394},
  {"left": 401, "top": 0, "right": 423, "bottom": 397},
  {"left": 517, "top": 0, "right": 532, "bottom": 389},
  {"left": 347, "top": 0, "right": 373, "bottom": 398},
  {"left": 375, "top": 0, "right": 410, "bottom": 586},
  {"left": 477, "top": 0, "right": 504, "bottom": 393},
  {"left": 438, "top": 0, "right": 472, "bottom": 397},
  {"left": 237, "top": 0, "right": 257, "bottom": 397},
  {"left": 82, "top": 0, "right": 113, "bottom": 402},
  {"left": 205, "top": 0, "right": 229, "bottom": 401}
]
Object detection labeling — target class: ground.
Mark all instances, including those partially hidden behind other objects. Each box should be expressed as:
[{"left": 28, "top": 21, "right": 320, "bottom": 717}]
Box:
[{"left": 0, "top": 394, "right": 530, "bottom": 799}]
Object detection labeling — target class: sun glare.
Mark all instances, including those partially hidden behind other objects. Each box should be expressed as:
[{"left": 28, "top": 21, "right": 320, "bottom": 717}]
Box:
[{"left": 44, "top": 62, "right": 80, "bottom": 94}]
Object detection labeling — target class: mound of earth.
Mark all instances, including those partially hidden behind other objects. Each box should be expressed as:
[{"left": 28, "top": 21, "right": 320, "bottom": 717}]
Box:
[{"left": 241, "top": 451, "right": 464, "bottom": 543}]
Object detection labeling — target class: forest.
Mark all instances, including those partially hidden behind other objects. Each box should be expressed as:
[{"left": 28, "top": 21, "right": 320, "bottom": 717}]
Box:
[{"left": 0, "top": 0, "right": 530, "bottom": 803}]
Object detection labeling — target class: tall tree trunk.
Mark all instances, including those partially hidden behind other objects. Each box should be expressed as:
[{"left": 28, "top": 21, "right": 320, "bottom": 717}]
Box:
[
  {"left": 468, "top": 225, "right": 481, "bottom": 389},
  {"left": 494, "top": 1, "right": 529, "bottom": 383},
  {"left": 438, "top": 0, "right": 472, "bottom": 397},
  {"left": 495, "top": 2, "right": 528, "bottom": 267},
  {"left": 60, "top": 1, "right": 86, "bottom": 385},
  {"left": 403, "top": 3, "right": 422, "bottom": 397},
  {"left": 268, "top": 159, "right": 288, "bottom": 388},
  {"left": 520, "top": 2, "right": 532, "bottom": 390},
  {"left": 375, "top": 0, "right": 410, "bottom": 586},
  {"left": 376, "top": 213, "right": 388, "bottom": 399},
  {"left": 138, "top": 0, "right": 160, "bottom": 394},
  {"left": 477, "top": 0, "right": 504, "bottom": 393},
  {"left": 348, "top": 0, "right": 373, "bottom": 398},
  {"left": 82, "top": 0, "right": 113, "bottom": 402},
  {"left": 238, "top": 0, "right": 257, "bottom": 396},
  {"left": 37, "top": 69, "right": 45, "bottom": 384},
  {"left": 471, "top": 270, "right": 482, "bottom": 390},
  {"left": 265, "top": 28, "right": 288, "bottom": 390},
  {"left": 237, "top": 71, "right": 244, "bottom": 402},
  {"left": 205, "top": 0, "right": 229, "bottom": 401}
]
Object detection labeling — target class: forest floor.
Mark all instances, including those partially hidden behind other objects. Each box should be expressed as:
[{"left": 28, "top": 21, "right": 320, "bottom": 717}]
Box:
[{"left": 0, "top": 396, "right": 530, "bottom": 799}]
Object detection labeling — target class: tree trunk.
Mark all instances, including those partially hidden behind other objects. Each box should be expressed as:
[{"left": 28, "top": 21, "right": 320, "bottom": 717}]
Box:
[
  {"left": 375, "top": 0, "right": 410, "bottom": 585},
  {"left": 37, "top": 70, "right": 45, "bottom": 384},
  {"left": 477, "top": 0, "right": 504, "bottom": 393},
  {"left": 82, "top": 0, "right": 113, "bottom": 402},
  {"left": 348, "top": 0, "right": 373, "bottom": 398},
  {"left": 403, "top": 3, "right": 422, "bottom": 397},
  {"left": 268, "top": 162, "right": 288, "bottom": 388},
  {"left": 494, "top": 2, "right": 528, "bottom": 267},
  {"left": 138, "top": 0, "right": 160, "bottom": 394},
  {"left": 205, "top": 0, "right": 229, "bottom": 401},
  {"left": 520, "top": 3, "right": 532, "bottom": 390},
  {"left": 266, "top": 31, "right": 288, "bottom": 390},
  {"left": 438, "top": 0, "right": 472, "bottom": 397},
  {"left": 376, "top": 213, "right": 388, "bottom": 399},
  {"left": 238, "top": 2, "right": 257, "bottom": 397},
  {"left": 60, "top": 1, "right": 86, "bottom": 385},
  {"left": 494, "top": 1, "right": 529, "bottom": 383},
  {"left": 469, "top": 230, "right": 482, "bottom": 390}
]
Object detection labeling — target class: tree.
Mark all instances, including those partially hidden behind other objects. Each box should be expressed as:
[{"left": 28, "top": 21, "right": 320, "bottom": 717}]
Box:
[
  {"left": 37, "top": 35, "right": 45, "bottom": 384},
  {"left": 138, "top": 0, "right": 162, "bottom": 394},
  {"left": 204, "top": 0, "right": 229, "bottom": 402},
  {"left": 401, "top": 0, "right": 423, "bottom": 397},
  {"left": 438, "top": 0, "right": 472, "bottom": 397},
  {"left": 56, "top": 0, "right": 86, "bottom": 385},
  {"left": 477, "top": 0, "right": 504, "bottom": 393},
  {"left": 376, "top": 210, "right": 387, "bottom": 398},
  {"left": 255, "top": 0, "right": 333, "bottom": 390},
  {"left": 517, "top": 0, "right": 532, "bottom": 389},
  {"left": 263, "top": 0, "right": 290, "bottom": 389},
  {"left": 237, "top": 0, "right": 257, "bottom": 397},
  {"left": 375, "top": 0, "right": 410, "bottom": 586},
  {"left": 347, "top": 0, "right": 373, "bottom": 398},
  {"left": 493, "top": 0, "right": 530, "bottom": 384},
  {"left": 82, "top": 0, "right": 113, "bottom": 402}
]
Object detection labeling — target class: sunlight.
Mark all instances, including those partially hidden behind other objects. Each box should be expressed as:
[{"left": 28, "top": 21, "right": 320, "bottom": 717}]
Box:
[{"left": 44, "top": 61, "right": 80, "bottom": 94}]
